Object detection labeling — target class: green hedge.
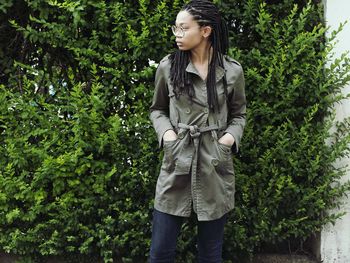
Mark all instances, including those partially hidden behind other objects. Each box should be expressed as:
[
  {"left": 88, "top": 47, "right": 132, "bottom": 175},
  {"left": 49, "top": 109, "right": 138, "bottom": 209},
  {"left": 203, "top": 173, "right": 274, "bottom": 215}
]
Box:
[{"left": 1, "top": 0, "right": 350, "bottom": 262}]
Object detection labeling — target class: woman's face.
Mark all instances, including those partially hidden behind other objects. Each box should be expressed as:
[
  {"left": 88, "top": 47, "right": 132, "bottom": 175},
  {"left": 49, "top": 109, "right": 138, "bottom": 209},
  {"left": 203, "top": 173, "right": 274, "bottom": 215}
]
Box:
[{"left": 174, "top": 11, "right": 210, "bottom": 51}]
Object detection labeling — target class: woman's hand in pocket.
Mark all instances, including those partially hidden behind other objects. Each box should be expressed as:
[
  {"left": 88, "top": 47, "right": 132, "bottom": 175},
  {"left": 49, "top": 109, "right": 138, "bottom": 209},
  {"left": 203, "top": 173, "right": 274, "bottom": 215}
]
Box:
[
  {"left": 218, "top": 133, "right": 235, "bottom": 147},
  {"left": 163, "top": 129, "right": 178, "bottom": 142}
]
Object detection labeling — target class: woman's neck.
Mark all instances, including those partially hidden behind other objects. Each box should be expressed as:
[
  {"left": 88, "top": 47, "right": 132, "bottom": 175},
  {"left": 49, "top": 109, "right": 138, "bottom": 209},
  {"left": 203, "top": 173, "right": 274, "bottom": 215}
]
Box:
[{"left": 190, "top": 42, "right": 213, "bottom": 65}]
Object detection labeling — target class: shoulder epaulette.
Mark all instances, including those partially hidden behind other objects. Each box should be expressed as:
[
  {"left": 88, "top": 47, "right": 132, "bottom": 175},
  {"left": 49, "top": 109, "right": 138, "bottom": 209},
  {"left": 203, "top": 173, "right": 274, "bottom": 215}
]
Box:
[
  {"left": 160, "top": 54, "right": 171, "bottom": 63},
  {"left": 224, "top": 55, "right": 241, "bottom": 67}
]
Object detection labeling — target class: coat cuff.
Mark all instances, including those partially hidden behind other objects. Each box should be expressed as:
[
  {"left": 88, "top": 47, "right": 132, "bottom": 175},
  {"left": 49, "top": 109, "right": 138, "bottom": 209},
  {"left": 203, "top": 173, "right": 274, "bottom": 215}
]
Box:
[{"left": 157, "top": 126, "right": 174, "bottom": 148}]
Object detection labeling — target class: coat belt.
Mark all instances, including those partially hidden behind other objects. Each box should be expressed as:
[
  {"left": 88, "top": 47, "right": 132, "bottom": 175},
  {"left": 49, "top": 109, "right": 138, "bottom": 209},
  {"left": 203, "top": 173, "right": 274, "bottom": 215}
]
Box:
[{"left": 177, "top": 123, "right": 224, "bottom": 139}]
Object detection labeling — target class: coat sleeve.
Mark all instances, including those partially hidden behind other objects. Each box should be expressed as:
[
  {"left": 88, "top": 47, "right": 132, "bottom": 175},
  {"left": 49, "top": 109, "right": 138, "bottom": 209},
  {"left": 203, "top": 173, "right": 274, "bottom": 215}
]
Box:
[
  {"left": 224, "top": 66, "right": 247, "bottom": 153},
  {"left": 150, "top": 62, "right": 174, "bottom": 148}
]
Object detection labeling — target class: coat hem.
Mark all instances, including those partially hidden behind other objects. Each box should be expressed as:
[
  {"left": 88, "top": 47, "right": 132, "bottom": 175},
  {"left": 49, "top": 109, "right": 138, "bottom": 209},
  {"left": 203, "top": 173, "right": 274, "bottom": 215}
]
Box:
[{"left": 154, "top": 200, "right": 234, "bottom": 221}]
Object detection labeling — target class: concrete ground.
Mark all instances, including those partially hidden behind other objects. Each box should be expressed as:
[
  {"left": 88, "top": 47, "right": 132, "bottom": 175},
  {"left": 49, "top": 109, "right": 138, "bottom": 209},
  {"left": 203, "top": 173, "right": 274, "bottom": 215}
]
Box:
[
  {"left": 251, "top": 254, "right": 319, "bottom": 263},
  {"left": 0, "top": 252, "right": 320, "bottom": 263}
]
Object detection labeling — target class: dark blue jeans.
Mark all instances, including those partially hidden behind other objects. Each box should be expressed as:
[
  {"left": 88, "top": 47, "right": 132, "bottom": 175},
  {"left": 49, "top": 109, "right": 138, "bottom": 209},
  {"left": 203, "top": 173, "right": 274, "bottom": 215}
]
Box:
[{"left": 149, "top": 209, "right": 227, "bottom": 263}]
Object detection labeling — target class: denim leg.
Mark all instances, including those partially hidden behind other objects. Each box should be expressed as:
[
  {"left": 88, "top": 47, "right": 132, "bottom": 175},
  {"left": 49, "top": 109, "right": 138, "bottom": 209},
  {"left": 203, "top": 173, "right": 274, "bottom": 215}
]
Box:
[
  {"left": 149, "top": 209, "right": 184, "bottom": 263},
  {"left": 197, "top": 214, "right": 227, "bottom": 263}
]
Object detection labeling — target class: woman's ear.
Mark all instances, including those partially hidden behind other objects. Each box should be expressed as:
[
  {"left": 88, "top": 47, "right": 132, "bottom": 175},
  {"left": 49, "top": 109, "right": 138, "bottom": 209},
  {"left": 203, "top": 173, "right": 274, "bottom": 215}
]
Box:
[{"left": 202, "top": 26, "right": 212, "bottom": 38}]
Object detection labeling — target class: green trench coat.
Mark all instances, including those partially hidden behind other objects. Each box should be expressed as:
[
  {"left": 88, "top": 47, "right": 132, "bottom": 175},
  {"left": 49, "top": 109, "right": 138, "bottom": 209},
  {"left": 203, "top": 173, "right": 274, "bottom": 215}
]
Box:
[{"left": 150, "top": 54, "right": 246, "bottom": 221}]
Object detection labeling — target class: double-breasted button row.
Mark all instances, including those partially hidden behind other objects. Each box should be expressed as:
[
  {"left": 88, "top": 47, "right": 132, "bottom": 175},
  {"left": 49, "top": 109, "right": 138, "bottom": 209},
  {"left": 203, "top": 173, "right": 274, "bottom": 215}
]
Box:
[{"left": 184, "top": 107, "right": 208, "bottom": 114}]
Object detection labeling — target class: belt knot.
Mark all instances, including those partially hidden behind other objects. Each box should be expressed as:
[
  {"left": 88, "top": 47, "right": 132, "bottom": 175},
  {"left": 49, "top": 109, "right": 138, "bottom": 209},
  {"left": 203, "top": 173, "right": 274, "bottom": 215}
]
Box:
[{"left": 189, "top": 125, "right": 200, "bottom": 138}]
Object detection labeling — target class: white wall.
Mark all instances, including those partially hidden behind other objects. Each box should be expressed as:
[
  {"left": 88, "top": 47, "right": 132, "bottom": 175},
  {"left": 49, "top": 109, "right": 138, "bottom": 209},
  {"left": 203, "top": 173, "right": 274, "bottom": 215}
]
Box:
[{"left": 321, "top": 0, "right": 350, "bottom": 262}]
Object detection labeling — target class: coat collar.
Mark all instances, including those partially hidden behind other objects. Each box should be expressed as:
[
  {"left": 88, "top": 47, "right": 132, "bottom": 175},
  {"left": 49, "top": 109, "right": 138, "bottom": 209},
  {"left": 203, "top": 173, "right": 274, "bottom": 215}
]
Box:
[{"left": 185, "top": 59, "right": 226, "bottom": 83}]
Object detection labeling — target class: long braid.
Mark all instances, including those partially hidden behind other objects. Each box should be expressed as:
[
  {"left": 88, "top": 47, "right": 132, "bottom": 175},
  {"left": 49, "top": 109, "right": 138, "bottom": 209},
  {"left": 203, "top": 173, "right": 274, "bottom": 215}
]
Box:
[
  {"left": 170, "top": 51, "right": 195, "bottom": 99},
  {"left": 170, "top": 0, "right": 229, "bottom": 112}
]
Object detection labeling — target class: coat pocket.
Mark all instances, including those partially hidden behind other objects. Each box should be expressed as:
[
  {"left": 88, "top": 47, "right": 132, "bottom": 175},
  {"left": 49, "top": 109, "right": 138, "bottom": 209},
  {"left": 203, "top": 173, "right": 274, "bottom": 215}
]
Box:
[
  {"left": 217, "top": 141, "right": 232, "bottom": 155},
  {"left": 212, "top": 140, "right": 234, "bottom": 177},
  {"left": 162, "top": 136, "right": 192, "bottom": 175},
  {"left": 162, "top": 139, "right": 179, "bottom": 172}
]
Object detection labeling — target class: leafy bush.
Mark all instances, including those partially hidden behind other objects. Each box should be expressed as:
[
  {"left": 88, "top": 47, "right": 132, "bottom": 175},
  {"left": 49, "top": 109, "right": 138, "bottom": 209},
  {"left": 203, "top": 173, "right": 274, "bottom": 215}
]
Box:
[{"left": 0, "top": 0, "right": 349, "bottom": 262}]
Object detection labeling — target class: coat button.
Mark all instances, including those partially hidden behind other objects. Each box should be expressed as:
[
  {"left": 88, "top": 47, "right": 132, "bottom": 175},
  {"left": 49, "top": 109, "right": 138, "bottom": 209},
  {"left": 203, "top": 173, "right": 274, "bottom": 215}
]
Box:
[
  {"left": 211, "top": 159, "right": 219, "bottom": 166},
  {"left": 203, "top": 108, "right": 209, "bottom": 114},
  {"left": 185, "top": 108, "right": 191, "bottom": 114},
  {"left": 178, "top": 133, "right": 184, "bottom": 139}
]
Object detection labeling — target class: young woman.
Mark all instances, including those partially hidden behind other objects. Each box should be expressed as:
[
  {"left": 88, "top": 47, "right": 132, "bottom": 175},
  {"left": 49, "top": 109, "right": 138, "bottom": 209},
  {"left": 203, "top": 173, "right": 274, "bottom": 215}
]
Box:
[{"left": 149, "top": 1, "right": 246, "bottom": 262}]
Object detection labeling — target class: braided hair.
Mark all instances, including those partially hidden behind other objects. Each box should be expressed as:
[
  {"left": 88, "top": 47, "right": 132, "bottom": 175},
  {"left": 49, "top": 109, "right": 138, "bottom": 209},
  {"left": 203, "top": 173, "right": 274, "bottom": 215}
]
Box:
[{"left": 170, "top": 0, "right": 229, "bottom": 112}]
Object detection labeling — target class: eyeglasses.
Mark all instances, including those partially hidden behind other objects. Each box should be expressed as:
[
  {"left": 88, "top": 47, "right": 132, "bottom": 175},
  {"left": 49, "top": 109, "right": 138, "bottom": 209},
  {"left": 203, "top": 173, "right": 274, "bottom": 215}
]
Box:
[
  {"left": 171, "top": 25, "right": 186, "bottom": 37},
  {"left": 171, "top": 25, "right": 201, "bottom": 37}
]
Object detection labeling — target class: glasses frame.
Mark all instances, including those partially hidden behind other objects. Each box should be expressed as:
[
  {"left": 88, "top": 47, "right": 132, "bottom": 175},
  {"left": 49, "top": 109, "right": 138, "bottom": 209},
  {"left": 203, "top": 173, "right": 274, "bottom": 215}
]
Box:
[{"left": 171, "top": 25, "right": 202, "bottom": 37}]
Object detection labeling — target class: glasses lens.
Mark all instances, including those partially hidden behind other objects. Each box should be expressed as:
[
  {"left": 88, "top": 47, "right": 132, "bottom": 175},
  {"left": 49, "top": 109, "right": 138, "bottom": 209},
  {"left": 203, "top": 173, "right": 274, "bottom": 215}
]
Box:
[
  {"left": 171, "top": 25, "right": 177, "bottom": 35},
  {"left": 171, "top": 25, "right": 184, "bottom": 37}
]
